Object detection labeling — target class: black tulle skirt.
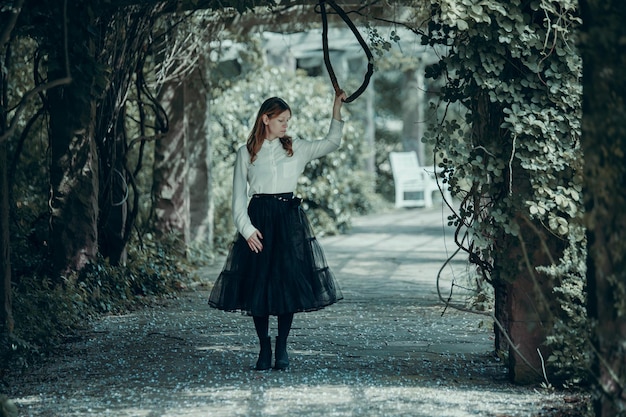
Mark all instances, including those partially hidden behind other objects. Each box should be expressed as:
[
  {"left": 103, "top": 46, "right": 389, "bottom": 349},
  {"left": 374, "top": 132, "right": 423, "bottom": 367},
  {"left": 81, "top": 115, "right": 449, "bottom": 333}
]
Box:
[{"left": 208, "top": 193, "right": 343, "bottom": 317}]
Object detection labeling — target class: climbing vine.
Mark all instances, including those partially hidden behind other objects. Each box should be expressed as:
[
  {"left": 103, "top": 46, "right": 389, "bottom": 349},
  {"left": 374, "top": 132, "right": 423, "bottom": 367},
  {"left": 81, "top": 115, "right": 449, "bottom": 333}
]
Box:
[{"left": 422, "top": 0, "right": 588, "bottom": 382}]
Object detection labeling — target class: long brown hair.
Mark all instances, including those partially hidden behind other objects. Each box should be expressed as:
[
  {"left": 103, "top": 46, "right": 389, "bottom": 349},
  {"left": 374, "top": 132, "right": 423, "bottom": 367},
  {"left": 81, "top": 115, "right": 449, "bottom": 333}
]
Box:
[{"left": 246, "top": 97, "right": 293, "bottom": 163}]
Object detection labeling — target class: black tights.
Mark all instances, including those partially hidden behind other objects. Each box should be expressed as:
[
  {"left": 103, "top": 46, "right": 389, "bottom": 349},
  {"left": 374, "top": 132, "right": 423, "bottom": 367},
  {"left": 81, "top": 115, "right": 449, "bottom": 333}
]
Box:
[{"left": 253, "top": 314, "right": 294, "bottom": 340}]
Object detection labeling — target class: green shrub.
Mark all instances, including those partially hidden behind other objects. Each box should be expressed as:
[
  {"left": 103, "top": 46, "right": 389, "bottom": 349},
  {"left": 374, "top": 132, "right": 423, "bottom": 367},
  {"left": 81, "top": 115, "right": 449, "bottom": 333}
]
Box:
[{"left": 4, "top": 226, "right": 190, "bottom": 366}]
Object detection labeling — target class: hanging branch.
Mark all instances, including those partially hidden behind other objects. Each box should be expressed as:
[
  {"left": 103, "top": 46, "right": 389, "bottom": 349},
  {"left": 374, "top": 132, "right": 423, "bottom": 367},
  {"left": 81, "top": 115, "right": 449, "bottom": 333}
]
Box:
[{"left": 317, "top": 0, "right": 374, "bottom": 103}]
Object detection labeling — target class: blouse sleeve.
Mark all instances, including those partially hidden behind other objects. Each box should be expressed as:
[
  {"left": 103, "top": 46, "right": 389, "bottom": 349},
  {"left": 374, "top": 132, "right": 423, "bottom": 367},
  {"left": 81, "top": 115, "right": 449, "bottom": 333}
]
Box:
[
  {"left": 232, "top": 146, "right": 257, "bottom": 240},
  {"left": 297, "top": 118, "right": 344, "bottom": 161}
]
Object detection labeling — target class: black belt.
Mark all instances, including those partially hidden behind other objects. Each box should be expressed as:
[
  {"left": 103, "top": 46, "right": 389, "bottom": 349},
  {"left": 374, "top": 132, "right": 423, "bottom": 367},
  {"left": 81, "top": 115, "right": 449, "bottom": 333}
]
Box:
[{"left": 252, "top": 193, "right": 295, "bottom": 202}]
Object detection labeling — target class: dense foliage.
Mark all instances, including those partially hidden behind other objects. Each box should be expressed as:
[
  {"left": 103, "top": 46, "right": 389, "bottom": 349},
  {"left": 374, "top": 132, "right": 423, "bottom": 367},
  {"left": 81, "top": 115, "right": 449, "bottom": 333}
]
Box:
[
  {"left": 423, "top": 0, "right": 587, "bottom": 383},
  {"left": 1, "top": 5, "right": 199, "bottom": 363},
  {"left": 4, "top": 226, "right": 189, "bottom": 365}
]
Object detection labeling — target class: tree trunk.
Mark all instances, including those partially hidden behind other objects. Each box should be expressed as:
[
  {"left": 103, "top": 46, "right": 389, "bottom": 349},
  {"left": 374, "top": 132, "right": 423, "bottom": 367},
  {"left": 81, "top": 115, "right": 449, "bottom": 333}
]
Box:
[
  {"left": 0, "top": 141, "right": 13, "bottom": 336},
  {"left": 473, "top": 92, "right": 563, "bottom": 384},
  {"left": 45, "top": 2, "right": 100, "bottom": 277},
  {"left": 497, "top": 220, "right": 562, "bottom": 384},
  {"left": 580, "top": 2, "right": 626, "bottom": 415},
  {"left": 48, "top": 86, "right": 99, "bottom": 276},
  {"left": 153, "top": 79, "right": 188, "bottom": 239},
  {"left": 185, "top": 68, "right": 213, "bottom": 248},
  {"left": 364, "top": 82, "right": 376, "bottom": 175},
  {"left": 99, "top": 110, "right": 128, "bottom": 266},
  {"left": 0, "top": 4, "right": 18, "bottom": 339}
]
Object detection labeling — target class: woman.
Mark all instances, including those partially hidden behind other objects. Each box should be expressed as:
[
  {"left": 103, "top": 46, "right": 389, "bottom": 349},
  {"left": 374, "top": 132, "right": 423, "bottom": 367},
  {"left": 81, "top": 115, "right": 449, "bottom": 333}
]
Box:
[{"left": 209, "top": 90, "right": 347, "bottom": 371}]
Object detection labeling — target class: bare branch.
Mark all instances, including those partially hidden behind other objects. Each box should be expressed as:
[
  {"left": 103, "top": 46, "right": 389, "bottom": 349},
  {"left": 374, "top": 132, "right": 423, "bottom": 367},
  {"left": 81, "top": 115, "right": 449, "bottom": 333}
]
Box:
[
  {"left": 127, "top": 133, "right": 167, "bottom": 150},
  {"left": 0, "top": 76, "right": 72, "bottom": 144}
]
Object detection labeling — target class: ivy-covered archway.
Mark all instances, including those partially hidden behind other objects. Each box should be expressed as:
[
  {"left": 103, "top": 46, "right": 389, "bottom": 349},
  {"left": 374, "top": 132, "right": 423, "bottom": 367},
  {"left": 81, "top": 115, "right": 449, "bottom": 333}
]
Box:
[{"left": 421, "top": 0, "right": 585, "bottom": 385}]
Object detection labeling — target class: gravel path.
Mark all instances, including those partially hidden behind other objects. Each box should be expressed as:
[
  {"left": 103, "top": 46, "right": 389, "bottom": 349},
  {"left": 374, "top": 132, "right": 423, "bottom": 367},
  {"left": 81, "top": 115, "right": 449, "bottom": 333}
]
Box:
[{"left": 5, "top": 207, "right": 588, "bottom": 416}]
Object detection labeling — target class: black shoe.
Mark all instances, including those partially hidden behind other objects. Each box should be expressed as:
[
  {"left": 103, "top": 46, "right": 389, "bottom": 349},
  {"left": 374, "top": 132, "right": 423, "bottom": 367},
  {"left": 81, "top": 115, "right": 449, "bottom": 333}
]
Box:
[
  {"left": 255, "top": 336, "right": 272, "bottom": 370},
  {"left": 274, "top": 336, "right": 289, "bottom": 370}
]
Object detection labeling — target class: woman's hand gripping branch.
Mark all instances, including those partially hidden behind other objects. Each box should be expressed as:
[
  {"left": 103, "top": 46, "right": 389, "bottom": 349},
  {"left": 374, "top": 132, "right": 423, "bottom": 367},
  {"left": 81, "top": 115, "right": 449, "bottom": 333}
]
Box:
[{"left": 333, "top": 89, "right": 347, "bottom": 121}]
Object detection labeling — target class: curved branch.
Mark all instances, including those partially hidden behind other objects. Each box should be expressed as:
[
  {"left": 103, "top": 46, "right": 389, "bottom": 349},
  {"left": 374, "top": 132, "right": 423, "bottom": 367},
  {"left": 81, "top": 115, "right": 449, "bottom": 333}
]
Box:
[
  {"left": 0, "top": 76, "right": 72, "bottom": 144},
  {"left": 318, "top": 0, "right": 374, "bottom": 103},
  {"left": 111, "top": 169, "right": 129, "bottom": 207}
]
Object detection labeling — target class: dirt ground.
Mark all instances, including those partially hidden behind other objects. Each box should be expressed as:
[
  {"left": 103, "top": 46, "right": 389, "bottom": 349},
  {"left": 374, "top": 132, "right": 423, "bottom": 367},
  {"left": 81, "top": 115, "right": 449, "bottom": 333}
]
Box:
[{"left": 3, "top": 208, "right": 591, "bottom": 417}]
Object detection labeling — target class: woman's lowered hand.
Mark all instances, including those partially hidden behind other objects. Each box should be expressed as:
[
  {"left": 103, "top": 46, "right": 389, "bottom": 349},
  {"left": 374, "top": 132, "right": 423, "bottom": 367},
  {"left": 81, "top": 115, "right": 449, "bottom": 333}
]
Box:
[{"left": 247, "top": 229, "right": 264, "bottom": 253}]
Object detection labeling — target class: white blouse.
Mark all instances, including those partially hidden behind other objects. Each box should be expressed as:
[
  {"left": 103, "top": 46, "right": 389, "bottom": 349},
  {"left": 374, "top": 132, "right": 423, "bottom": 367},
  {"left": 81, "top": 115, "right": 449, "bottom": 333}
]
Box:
[{"left": 232, "top": 118, "right": 345, "bottom": 240}]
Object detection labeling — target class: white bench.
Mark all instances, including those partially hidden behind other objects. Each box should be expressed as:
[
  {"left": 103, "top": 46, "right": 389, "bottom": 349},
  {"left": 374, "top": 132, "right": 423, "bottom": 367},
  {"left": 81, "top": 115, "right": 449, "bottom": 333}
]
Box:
[{"left": 389, "top": 151, "right": 450, "bottom": 208}]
